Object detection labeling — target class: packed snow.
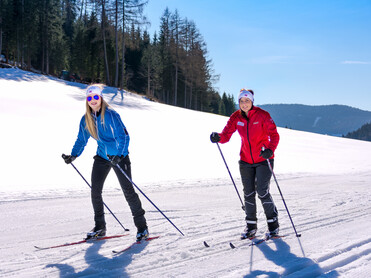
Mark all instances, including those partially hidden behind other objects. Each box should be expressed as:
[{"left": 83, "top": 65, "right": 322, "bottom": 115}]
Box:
[{"left": 1, "top": 68, "right": 370, "bottom": 277}]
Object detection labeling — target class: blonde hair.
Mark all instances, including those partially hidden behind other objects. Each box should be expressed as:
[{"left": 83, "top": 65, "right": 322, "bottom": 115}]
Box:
[{"left": 84, "top": 84, "right": 108, "bottom": 139}]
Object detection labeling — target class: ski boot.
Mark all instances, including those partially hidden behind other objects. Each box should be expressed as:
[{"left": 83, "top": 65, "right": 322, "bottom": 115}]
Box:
[
  {"left": 267, "top": 218, "right": 280, "bottom": 239},
  {"left": 85, "top": 226, "right": 106, "bottom": 240},
  {"left": 241, "top": 223, "right": 257, "bottom": 240},
  {"left": 136, "top": 228, "right": 149, "bottom": 242},
  {"left": 268, "top": 227, "right": 279, "bottom": 237}
]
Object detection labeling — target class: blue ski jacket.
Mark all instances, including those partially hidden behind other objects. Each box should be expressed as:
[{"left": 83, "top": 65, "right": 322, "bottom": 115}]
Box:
[{"left": 71, "top": 108, "right": 130, "bottom": 160}]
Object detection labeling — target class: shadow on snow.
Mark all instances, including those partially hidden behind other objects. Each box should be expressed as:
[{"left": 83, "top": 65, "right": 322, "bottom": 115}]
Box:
[
  {"left": 244, "top": 238, "right": 339, "bottom": 277},
  {"left": 46, "top": 239, "right": 149, "bottom": 277}
]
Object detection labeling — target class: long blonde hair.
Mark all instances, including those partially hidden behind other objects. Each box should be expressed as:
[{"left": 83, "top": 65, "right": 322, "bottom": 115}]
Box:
[{"left": 84, "top": 85, "right": 109, "bottom": 140}]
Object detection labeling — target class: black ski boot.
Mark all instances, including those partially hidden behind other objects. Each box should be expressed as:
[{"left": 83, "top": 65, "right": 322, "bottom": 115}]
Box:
[
  {"left": 241, "top": 223, "right": 257, "bottom": 240},
  {"left": 85, "top": 226, "right": 106, "bottom": 240},
  {"left": 267, "top": 218, "right": 279, "bottom": 238},
  {"left": 136, "top": 227, "right": 149, "bottom": 242}
]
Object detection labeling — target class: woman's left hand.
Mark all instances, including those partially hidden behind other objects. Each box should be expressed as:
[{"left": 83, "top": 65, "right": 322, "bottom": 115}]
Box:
[
  {"left": 109, "top": 155, "right": 123, "bottom": 166},
  {"left": 260, "top": 149, "right": 273, "bottom": 159}
]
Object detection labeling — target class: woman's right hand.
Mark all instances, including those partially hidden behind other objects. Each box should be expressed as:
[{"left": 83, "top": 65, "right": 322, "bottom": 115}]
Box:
[
  {"left": 62, "top": 154, "right": 76, "bottom": 164},
  {"left": 210, "top": 132, "right": 221, "bottom": 143}
]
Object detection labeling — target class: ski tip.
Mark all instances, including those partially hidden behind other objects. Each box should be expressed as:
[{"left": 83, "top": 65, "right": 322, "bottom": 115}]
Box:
[
  {"left": 34, "top": 245, "right": 48, "bottom": 251},
  {"left": 229, "top": 242, "right": 236, "bottom": 249},
  {"left": 203, "top": 241, "right": 210, "bottom": 248}
]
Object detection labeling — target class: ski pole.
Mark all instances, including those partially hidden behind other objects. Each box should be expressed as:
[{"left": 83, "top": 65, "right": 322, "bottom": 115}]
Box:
[
  {"left": 216, "top": 143, "right": 245, "bottom": 211},
  {"left": 62, "top": 154, "right": 130, "bottom": 232},
  {"left": 113, "top": 161, "right": 185, "bottom": 237},
  {"left": 264, "top": 154, "right": 301, "bottom": 237}
]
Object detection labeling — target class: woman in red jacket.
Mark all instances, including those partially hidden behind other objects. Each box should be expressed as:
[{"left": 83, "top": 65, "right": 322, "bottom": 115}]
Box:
[{"left": 210, "top": 89, "right": 280, "bottom": 239}]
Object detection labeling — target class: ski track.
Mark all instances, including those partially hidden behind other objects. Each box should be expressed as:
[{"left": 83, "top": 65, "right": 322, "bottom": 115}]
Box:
[{"left": 1, "top": 173, "right": 370, "bottom": 277}]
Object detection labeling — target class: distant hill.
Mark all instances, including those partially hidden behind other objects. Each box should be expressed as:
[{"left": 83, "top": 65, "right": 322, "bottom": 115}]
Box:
[
  {"left": 344, "top": 122, "right": 371, "bottom": 142},
  {"left": 258, "top": 104, "right": 371, "bottom": 136}
]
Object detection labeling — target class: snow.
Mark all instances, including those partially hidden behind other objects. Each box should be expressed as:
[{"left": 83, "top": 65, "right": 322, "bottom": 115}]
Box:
[{"left": 1, "top": 68, "right": 370, "bottom": 277}]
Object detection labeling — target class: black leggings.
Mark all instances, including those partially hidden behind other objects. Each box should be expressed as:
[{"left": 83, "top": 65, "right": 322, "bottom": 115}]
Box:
[
  {"left": 239, "top": 159, "right": 278, "bottom": 225},
  {"left": 91, "top": 155, "right": 147, "bottom": 230}
]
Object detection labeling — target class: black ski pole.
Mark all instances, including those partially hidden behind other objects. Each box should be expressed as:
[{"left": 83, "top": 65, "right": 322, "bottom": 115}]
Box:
[
  {"left": 265, "top": 156, "right": 301, "bottom": 237},
  {"left": 62, "top": 154, "right": 130, "bottom": 232},
  {"left": 216, "top": 143, "right": 245, "bottom": 211},
  {"left": 113, "top": 161, "right": 185, "bottom": 237}
]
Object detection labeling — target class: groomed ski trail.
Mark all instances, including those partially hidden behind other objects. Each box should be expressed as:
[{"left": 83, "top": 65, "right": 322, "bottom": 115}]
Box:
[{"left": 1, "top": 173, "right": 370, "bottom": 277}]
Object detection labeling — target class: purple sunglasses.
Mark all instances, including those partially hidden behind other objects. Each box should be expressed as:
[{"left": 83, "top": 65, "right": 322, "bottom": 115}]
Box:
[{"left": 87, "top": 95, "right": 100, "bottom": 102}]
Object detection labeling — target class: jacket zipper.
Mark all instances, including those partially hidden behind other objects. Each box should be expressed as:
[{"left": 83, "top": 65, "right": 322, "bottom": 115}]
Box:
[
  {"left": 94, "top": 111, "right": 108, "bottom": 157},
  {"left": 94, "top": 112, "right": 100, "bottom": 140},
  {"left": 246, "top": 118, "right": 255, "bottom": 164}
]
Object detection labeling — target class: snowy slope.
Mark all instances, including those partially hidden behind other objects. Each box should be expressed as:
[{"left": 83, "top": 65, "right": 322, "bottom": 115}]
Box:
[{"left": 1, "top": 68, "right": 370, "bottom": 277}]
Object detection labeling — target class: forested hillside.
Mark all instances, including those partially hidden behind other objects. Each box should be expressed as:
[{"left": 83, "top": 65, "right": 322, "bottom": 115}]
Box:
[
  {"left": 345, "top": 122, "right": 371, "bottom": 142},
  {"left": 0, "top": 0, "right": 235, "bottom": 115}
]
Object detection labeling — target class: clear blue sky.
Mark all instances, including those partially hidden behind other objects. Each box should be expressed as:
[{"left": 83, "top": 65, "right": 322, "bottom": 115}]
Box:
[{"left": 143, "top": 0, "right": 371, "bottom": 111}]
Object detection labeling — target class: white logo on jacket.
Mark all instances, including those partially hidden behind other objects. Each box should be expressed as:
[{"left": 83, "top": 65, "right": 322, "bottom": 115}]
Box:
[{"left": 237, "top": 121, "right": 244, "bottom": 126}]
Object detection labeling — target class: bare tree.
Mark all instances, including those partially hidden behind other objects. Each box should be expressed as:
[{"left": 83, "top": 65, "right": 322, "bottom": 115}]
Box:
[
  {"left": 114, "top": 0, "right": 119, "bottom": 86},
  {"left": 170, "top": 10, "right": 182, "bottom": 106},
  {"left": 0, "top": 0, "right": 2, "bottom": 57},
  {"left": 101, "top": 0, "right": 110, "bottom": 85},
  {"left": 120, "top": 0, "right": 147, "bottom": 89}
]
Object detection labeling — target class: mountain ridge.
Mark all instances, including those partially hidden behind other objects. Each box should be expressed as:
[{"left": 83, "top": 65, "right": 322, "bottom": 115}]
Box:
[{"left": 258, "top": 103, "right": 371, "bottom": 136}]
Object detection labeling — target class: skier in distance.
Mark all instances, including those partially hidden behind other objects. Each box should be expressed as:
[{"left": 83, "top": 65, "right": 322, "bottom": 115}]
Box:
[
  {"left": 210, "top": 88, "right": 280, "bottom": 239},
  {"left": 63, "top": 84, "right": 148, "bottom": 241}
]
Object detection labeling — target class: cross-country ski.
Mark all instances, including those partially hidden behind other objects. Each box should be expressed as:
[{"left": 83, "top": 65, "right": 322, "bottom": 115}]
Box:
[
  {"left": 112, "top": 236, "right": 160, "bottom": 254},
  {"left": 34, "top": 234, "right": 129, "bottom": 250}
]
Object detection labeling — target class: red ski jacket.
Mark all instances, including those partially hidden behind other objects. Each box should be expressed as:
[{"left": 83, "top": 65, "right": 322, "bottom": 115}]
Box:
[{"left": 219, "top": 107, "right": 280, "bottom": 164}]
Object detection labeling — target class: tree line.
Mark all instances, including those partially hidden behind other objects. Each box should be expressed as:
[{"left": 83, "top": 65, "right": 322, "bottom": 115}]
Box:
[
  {"left": 0, "top": 0, "right": 236, "bottom": 116},
  {"left": 344, "top": 122, "right": 371, "bottom": 142}
]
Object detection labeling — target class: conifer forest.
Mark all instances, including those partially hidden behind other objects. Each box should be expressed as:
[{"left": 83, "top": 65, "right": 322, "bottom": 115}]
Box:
[{"left": 0, "top": 0, "right": 236, "bottom": 115}]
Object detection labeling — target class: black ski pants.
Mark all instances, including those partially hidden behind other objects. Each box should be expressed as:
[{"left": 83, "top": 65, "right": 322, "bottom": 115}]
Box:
[
  {"left": 239, "top": 159, "right": 278, "bottom": 226},
  {"left": 91, "top": 155, "right": 147, "bottom": 231}
]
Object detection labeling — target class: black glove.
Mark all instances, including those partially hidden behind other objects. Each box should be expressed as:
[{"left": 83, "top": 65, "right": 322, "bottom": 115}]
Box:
[
  {"left": 62, "top": 154, "right": 76, "bottom": 164},
  {"left": 109, "top": 155, "right": 123, "bottom": 166},
  {"left": 260, "top": 148, "right": 273, "bottom": 159},
  {"left": 210, "top": 132, "right": 221, "bottom": 143}
]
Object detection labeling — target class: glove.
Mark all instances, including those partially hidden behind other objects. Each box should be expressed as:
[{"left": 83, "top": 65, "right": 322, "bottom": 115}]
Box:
[
  {"left": 260, "top": 148, "right": 273, "bottom": 159},
  {"left": 62, "top": 154, "right": 76, "bottom": 164},
  {"left": 109, "top": 155, "right": 123, "bottom": 166},
  {"left": 210, "top": 132, "right": 221, "bottom": 143}
]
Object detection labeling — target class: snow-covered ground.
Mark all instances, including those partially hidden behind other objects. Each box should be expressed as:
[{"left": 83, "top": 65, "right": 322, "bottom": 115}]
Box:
[{"left": 1, "top": 68, "right": 370, "bottom": 277}]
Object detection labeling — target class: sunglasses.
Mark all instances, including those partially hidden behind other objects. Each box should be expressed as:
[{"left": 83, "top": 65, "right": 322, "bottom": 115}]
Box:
[{"left": 87, "top": 95, "right": 100, "bottom": 102}]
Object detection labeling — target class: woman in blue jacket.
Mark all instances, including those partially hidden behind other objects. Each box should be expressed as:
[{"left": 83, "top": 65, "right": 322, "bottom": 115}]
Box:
[{"left": 63, "top": 84, "right": 148, "bottom": 241}]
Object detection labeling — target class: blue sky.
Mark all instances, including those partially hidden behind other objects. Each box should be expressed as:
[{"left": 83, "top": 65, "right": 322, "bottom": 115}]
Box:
[{"left": 143, "top": 0, "right": 371, "bottom": 111}]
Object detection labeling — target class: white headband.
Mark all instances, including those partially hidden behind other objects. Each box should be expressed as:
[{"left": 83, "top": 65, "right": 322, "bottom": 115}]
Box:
[
  {"left": 238, "top": 89, "right": 254, "bottom": 103},
  {"left": 86, "top": 86, "right": 103, "bottom": 97}
]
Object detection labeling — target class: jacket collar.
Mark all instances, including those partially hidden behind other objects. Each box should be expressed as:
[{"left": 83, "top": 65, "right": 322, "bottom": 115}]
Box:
[{"left": 92, "top": 109, "right": 102, "bottom": 118}]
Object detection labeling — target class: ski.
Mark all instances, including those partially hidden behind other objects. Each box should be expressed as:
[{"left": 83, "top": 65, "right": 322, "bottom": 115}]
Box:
[
  {"left": 112, "top": 236, "right": 160, "bottom": 254},
  {"left": 34, "top": 234, "right": 128, "bottom": 250},
  {"left": 205, "top": 235, "right": 284, "bottom": 249},
  {"left": 229, "top": 235, "right": 256, "bottom": 249},
  {"left": 203, "top": 235, "right": 255, "bottom": 249},
  {"left": 249, "top": 235, "right": 285, "bottom": 246}
]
